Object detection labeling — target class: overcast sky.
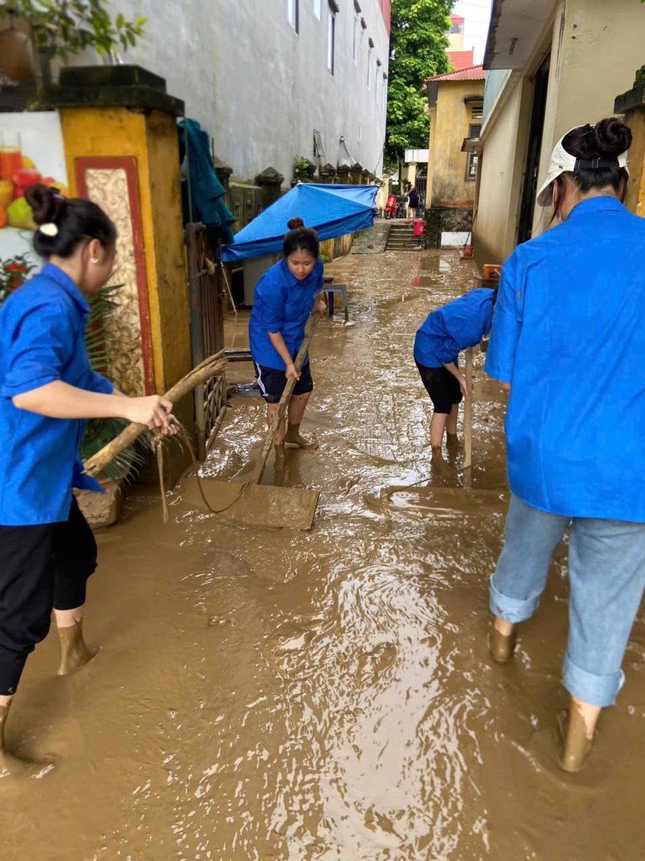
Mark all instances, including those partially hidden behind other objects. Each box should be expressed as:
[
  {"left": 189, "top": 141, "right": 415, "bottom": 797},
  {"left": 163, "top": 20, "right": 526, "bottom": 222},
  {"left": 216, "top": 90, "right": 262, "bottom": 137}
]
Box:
[{"left": 451, "top": 0, "right": 494, "bottom": 65}]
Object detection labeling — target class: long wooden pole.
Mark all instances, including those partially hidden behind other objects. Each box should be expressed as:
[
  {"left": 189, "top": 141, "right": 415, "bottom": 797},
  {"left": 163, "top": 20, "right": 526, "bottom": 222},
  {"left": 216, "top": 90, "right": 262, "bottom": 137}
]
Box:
[
  {"left": 249, "top": 315, "right": 319, "bottom": 485},
  {"left": 83, "top": 355, "right": 227, "bottom": 477},
  {"left": 463, "top": 347, "right": 473, "bottom": 472}
]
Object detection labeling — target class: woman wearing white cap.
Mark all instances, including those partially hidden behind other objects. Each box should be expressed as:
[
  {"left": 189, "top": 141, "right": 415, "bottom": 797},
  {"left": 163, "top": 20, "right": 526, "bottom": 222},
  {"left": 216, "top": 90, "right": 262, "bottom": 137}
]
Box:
[{"left": 484, "top": 118, "right": 644, "bottom": 772}]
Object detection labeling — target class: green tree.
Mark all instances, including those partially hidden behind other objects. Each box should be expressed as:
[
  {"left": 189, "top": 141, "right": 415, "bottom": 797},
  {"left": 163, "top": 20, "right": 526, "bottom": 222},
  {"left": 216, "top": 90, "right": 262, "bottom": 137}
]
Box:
[{"left": 385, "top": 0, "right": 452, "bottom": 171}]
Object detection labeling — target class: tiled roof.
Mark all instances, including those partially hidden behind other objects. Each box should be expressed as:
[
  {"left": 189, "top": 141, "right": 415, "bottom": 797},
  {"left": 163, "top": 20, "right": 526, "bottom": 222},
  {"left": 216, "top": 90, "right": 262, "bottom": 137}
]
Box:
[
  {"left": 446, "top": 49, "right": 475, "bottom": 71},
  {"left": 427, "top": 65, "right": 485, "bottom": 83}
]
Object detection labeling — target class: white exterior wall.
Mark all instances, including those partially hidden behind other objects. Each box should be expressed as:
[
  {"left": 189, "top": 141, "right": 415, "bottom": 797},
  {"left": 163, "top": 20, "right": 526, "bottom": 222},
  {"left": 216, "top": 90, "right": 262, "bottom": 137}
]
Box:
[
  {"left": 98, "top": 0, "right": 390, "bottom": 184},
  {"left": 475, "top": 0, "right": 645, "bottom": 260}
]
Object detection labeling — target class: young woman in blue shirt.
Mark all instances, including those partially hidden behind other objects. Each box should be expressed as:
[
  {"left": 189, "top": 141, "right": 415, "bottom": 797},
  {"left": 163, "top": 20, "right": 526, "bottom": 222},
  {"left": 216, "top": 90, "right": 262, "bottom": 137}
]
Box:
[
  {"left": 414, "top": 288, "right": 495, "bottom": 460},
  {"left": 484, "top": 118, "right": 645, "bottom": 772},
  {"left": 249, "top": 217, "right": 327, "bottom": 470},
  {"left": 0, "top": 184, "right": 177, "bottom": 777}
]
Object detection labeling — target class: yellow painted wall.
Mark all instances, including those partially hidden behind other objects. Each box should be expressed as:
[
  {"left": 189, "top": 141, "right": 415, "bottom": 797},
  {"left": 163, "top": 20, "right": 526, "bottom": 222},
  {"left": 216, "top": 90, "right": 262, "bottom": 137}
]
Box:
[
  {"left": 427, "top": 79, "right": 484, "bottom": 207},
  {"left": 532, "top": 0, "right": 645, "bottom": 236},
  {"left": 474, "top": 0, "right": 644, "bottom": 259},
  {"left": 622, "top": 106, "right": 645, "bottom": 218},
  {"left": 59, "top": 106, "right": 190, "bottom": 393},
  {"left": 473, "top": 76, "right": 533, "bottom": 263},
  {"left": 320, "top": 232, "right": 354, "bottom": 260}
]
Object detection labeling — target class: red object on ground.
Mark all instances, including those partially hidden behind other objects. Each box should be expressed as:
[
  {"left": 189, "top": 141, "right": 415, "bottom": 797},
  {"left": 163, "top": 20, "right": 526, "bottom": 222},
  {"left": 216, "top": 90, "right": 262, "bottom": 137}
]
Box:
[
  {"left": 413, "top": 219, "right": 424, "bottom": 237},
  {"left": 384, "top": 195, "right": 397, "bottom": 215},
  {"left": 463, "top": 246, "right": 474, "bottom": 258}
]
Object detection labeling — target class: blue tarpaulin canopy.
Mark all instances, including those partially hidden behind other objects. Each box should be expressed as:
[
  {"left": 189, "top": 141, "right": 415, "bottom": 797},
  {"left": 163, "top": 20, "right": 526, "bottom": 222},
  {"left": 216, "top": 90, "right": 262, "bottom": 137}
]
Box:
[{"left": 220, "top": 183, "right": 377, "bottom": 263}]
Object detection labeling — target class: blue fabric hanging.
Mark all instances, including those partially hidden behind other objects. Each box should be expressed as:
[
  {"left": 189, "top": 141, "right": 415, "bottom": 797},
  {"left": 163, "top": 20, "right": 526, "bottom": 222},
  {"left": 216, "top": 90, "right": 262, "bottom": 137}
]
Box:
[
  {"left": 178, "top": 119, "right": 235, "bottom": 244},
  {"left": 221, "top": 183, "right": 377, "bottom": 262}
]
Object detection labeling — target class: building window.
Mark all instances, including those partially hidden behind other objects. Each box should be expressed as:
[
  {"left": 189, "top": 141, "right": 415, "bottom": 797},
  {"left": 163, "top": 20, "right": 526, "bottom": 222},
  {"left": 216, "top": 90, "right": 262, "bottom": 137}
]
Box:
[
  {"left": 471, "top": 103, "right": 483, "bottom": 119},
  {"left": 465, "top": 124, "right": 481, "bottom": 181},
  {"left": 287, "top": 0, "right": 299, "bottom": 33},
  {"left": 353, "top": 13, "right": 359, "bottom": 61},
  {"left": 313, "top": 0, "right": 321, "bottom": 19},
  {"left": 328, "top": 8, "right": 336, "bottom": 74},
  {"left": 313, "top": 129, "right": 325, "bottom": 158}
]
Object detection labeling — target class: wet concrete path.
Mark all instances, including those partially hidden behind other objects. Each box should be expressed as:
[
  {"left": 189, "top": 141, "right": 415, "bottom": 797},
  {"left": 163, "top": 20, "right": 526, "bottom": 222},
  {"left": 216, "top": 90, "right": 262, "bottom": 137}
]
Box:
[{"left": 2, "top": 250, "right": 643, "bottom": 859}]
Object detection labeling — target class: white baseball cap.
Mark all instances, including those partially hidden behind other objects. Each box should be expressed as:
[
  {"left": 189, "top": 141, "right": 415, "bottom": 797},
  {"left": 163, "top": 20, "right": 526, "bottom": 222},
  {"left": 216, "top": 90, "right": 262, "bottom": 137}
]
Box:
[{"left": 536, "top": 127, "right": 629, "bottom": 207}]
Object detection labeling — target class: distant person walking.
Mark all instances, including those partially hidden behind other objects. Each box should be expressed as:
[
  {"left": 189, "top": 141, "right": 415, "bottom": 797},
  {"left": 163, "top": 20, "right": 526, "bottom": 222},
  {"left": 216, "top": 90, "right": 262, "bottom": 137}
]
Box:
[
  {"left": 407, "top": 182, "right": 420, "bottom": 219},
  {"left": 484, "top": 118, "right": 645, "bottom": 772}
]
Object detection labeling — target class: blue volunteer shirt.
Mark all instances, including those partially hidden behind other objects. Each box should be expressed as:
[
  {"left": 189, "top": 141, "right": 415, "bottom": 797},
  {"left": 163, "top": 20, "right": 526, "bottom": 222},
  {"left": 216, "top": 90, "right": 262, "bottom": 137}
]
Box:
[
  {"left": 0, "top": 263, "right": 113, "bottom": 526},
  {"left": 485, "top": 196, "right": 645, "bottom": 522},
  {"left": 414, "top": 288, "right": 495, "bottom": 367},
  {"left": 249, "top": 257, "right": 323, "bottom": 370}
]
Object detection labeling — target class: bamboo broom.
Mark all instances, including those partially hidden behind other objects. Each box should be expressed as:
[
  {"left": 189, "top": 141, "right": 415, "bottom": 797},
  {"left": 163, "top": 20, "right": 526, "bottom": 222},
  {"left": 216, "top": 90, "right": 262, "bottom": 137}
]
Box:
[{"left": 83, "top": 352, "right": 227, "bottom": 478}]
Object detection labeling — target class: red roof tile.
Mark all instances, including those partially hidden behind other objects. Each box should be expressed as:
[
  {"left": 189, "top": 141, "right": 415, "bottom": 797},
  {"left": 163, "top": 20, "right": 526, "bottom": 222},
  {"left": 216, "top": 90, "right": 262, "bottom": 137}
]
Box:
[
  {"left": 427, "top": 65, "right": 485, "bottom": 83},
  {"left": 447, "top": 49, "right": 475, "bottom": 71}
]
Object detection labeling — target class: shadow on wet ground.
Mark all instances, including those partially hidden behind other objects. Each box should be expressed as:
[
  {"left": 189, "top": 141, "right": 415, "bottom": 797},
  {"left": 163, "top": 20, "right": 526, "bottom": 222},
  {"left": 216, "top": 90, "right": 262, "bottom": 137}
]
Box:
[{"left": 2, "top": 249, "right": 643, "bottom": 860}]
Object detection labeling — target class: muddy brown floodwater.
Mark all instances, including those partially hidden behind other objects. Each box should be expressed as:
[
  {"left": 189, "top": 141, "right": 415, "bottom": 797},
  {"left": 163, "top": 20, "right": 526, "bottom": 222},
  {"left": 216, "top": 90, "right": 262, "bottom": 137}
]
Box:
[{"left": 2, "top": 249, "right": 643, "bottom": 860}]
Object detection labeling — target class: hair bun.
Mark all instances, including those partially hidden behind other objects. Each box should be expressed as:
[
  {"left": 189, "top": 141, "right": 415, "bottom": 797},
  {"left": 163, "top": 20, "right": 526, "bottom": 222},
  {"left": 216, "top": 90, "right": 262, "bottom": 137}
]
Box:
[
  {"left": 24, "top": 183, "right": 66, "bottom": 226},
  {"left": 287, "top": 217, "right": 305, "bottom": 230},
  {"left": 593, "top": 117, "right": 632, "bottom": 157}
]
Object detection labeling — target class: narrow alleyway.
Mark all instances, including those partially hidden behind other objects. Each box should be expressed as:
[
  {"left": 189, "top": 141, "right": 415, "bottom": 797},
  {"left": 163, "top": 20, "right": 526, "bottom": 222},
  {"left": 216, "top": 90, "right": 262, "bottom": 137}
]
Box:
[{"left": 2, "top": 250, "right": 643, "bottom": 860}]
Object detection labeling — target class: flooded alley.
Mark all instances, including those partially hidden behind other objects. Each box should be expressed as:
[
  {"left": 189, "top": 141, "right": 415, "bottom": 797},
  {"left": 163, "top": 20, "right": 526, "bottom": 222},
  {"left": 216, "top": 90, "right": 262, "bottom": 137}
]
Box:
[{"left": 2, "top": 249, "right": 643, "bottom": 860}]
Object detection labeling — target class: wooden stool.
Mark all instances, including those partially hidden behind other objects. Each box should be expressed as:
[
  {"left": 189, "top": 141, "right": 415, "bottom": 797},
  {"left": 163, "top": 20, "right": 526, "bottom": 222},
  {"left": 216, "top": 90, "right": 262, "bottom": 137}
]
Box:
[{"left": 325, "top": 284, "right": 348, "bottom": 323}]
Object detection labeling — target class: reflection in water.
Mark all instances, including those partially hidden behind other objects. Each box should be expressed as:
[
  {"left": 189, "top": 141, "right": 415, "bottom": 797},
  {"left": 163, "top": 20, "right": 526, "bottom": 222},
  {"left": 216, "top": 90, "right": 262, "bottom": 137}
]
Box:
[{"left": 2, "top": 250, "right": 642, "bottom": 860}]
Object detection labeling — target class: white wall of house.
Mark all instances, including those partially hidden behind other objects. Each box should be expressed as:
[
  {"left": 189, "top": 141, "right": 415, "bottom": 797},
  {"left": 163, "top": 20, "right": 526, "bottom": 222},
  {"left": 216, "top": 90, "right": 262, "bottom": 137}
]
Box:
[
  {"left": 97, "top": 0, "right": 389, "bottom": 184},
  {"left": 474, "top": 75, "right": 531, "bottom": 262},
  {"left": 474, "top": 0, "right": 645, "bottom": 261}
]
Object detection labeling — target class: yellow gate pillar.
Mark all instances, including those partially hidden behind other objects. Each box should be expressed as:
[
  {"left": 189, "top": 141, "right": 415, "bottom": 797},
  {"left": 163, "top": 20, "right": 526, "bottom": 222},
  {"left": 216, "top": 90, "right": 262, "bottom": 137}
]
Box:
[
  {"left": 615, "top": 74, "right": 645, "bottom": 218},
  {"left": 48, "top": 66, "right": 190, "bottom": 396}
]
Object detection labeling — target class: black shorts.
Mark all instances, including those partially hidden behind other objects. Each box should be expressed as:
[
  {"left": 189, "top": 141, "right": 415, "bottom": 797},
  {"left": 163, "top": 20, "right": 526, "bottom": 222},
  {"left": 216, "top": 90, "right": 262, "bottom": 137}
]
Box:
[
  {"left": 254, "top": 361, "right": 314, "bottom": 404},
  {"left": 0, "top": 496, "right": 97, "bottom": 694},
  {"left": 416, "top": 361, "right": 463, "bottom": 414}
]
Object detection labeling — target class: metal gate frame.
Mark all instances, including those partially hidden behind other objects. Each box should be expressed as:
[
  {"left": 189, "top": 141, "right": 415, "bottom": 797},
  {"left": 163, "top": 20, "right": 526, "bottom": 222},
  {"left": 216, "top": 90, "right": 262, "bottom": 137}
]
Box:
[{"left": 185, "top": 222, "right": 228, "bottom": 460}]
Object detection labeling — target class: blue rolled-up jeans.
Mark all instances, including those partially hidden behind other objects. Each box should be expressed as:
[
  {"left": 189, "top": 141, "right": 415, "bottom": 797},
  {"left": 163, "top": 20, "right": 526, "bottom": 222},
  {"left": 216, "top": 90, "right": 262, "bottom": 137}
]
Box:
[{"left": 490, "top": 494, "right": 645, "bottom": 707}]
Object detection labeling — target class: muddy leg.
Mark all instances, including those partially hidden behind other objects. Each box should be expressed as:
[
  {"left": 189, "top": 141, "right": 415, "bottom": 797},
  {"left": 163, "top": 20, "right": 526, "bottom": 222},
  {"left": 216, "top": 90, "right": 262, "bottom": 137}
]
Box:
[
  {"left": 489, "top": 616, "right": 516, "bottom": 663},
  {"left": 560, "top": 697, "right": 601, "bottom": 773},
  {"left": 430, "top": 412, "right": 448, "bottom": 449},
  {"left": 54, "top": 606, "right": 99, "bottom": 676},
  {"left": 446, "top": 404, "right": 461, "bottom": 453},
  {"left": 0, "top": 696, "right": 36, "bottom": 779},
  {"left": 285, "top": 393, "right": 318, "bottom": 449}
]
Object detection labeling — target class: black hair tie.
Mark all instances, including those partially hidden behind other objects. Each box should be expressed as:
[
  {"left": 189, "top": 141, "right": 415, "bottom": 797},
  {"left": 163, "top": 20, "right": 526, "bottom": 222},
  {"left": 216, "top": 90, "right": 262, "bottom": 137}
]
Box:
[{"left": 574, "top": 156, "right": 620, "bottom": 170}]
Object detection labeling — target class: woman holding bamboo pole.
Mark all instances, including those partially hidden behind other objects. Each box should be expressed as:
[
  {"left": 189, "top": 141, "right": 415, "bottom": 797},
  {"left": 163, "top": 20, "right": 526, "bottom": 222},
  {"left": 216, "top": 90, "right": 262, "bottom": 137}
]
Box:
[
  {"left": 0, "top": 184, "right": 177, "bottom": 778},
  {"left": 249, "top": 218, "right": 327, "bottom": 470}
]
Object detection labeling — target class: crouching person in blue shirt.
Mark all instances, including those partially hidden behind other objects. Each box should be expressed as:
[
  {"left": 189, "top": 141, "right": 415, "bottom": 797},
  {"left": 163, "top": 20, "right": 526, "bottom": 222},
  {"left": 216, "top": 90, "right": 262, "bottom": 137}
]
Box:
[
  {"left": 0, "top": 184, "right": 177, "bottom": 778},
  {"left": 249, "top": 218, "right": 327, "bottom": 471},
  {"left": 414, "top": 288, "right": 495, "bottom": 459}
]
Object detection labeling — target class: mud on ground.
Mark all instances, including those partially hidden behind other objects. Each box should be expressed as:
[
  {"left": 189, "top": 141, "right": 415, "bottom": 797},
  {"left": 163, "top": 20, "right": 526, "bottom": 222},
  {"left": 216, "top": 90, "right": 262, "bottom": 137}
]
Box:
[{"left": 2, "top": 250, "right": 643, "bottom": 860}]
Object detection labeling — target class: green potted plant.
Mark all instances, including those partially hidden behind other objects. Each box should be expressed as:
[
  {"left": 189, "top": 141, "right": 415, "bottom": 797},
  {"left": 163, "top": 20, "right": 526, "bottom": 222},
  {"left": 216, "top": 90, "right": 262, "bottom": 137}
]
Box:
[
  {"left": 0, "top": 1, "right": 146, "bottom": 93},
  {"left": 293, "top": 156, "right": 316, "bottom": 184}
]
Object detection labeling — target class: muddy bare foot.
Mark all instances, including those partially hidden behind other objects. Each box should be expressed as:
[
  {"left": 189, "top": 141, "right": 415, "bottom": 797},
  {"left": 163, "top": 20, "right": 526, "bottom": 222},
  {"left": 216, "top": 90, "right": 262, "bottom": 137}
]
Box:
[
  {"left": 0, "top": 706, "right": 52, "bottom": 781},
  {"left": 558, "top": 708, "right": 594, "bottom": 773},
  {"left": 285, "top": 423, "right": 319, "bottom": 449},
  {"left": 446, "top": 433, "right": 462, "bottom": 455},
  {"left": 57, "top": 622, "right": 102, "bottom": 676}
]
